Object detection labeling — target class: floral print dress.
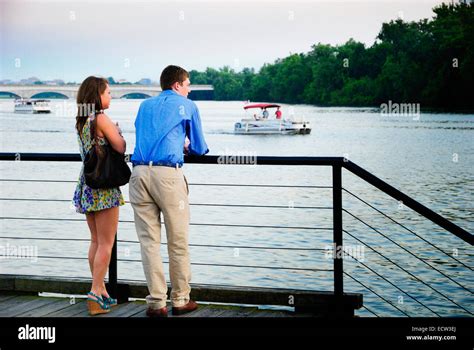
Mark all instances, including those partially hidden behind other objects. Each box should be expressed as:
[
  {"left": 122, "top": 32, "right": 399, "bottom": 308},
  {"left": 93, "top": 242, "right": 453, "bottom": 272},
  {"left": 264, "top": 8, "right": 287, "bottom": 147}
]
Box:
[{"left": 72, "top": 116, "right": 125, "bottom": 214}]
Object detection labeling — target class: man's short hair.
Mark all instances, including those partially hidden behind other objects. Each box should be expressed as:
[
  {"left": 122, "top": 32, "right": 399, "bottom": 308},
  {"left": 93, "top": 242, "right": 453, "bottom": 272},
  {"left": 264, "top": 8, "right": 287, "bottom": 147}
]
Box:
[{"left": 160, "top": 65, "right": 189, "bottom": 90}]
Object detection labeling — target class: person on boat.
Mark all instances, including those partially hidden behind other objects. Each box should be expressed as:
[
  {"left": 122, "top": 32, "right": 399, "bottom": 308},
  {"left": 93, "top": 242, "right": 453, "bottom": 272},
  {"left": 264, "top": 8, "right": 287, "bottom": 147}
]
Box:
[
  {"left": 275, "top": 107, "right": 282, "bottom": 119},
  {"left": 262, "top": 108, "right": 269, "bottom": 119},
  {"left": 130, "top": 65, "right": 209, "bottom": 317},
  {"left": 73, "top": 76, "right": 126, "bottom": 315}
]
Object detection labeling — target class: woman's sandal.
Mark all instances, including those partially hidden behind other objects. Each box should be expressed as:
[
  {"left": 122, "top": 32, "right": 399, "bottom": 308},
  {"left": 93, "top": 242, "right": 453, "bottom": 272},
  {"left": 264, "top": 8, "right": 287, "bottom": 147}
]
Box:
[
  {"left": 102, "top": 295, "right": 118, "bottom": 307},
  {"left": 87, "top": 292, "right": 110, "bottom": 315}
]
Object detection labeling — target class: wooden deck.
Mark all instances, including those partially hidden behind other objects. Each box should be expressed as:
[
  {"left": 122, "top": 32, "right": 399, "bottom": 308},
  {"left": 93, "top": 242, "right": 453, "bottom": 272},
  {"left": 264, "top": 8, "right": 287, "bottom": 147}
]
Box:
[
  {"left": 0, "top": 293, "right": 300, "bottom": 318},
  {"left": 0, "top": 274, "right": 363, "bottom": 318}
]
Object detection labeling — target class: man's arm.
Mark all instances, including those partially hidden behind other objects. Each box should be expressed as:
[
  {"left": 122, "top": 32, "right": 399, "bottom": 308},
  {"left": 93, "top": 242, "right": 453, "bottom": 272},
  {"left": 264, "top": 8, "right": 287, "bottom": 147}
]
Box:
[{"left": 186, "top": 104, "right": 209, "bottom": 156}]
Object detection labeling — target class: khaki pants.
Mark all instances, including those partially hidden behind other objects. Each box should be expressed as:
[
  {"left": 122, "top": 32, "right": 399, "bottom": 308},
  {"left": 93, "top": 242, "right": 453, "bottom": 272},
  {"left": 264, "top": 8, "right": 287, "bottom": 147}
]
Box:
[{"left": 129, "top": 165, "right": 191, "bottom": 309}]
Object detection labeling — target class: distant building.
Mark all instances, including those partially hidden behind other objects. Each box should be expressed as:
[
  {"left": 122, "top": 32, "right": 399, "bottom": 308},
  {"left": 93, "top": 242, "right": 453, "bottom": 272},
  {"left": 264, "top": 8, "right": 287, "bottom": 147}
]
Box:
[
  {"left": 45, "top": 79, "right": 65, "bottom": 86},
  {"left": 19, "top": 77, "right": 40, "bottom": 85},
  {"left": 0, "top": 78, "right": 72, "bottom": 85},
  {"left": 136, "top": 78, "right": 152, "bottom": 85}
]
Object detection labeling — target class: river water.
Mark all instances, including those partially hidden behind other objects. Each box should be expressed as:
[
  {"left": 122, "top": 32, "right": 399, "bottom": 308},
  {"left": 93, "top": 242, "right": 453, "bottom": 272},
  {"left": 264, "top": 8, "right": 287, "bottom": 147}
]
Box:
[{"left": 0, "top": 99, "right": 472, "bottom": 316}]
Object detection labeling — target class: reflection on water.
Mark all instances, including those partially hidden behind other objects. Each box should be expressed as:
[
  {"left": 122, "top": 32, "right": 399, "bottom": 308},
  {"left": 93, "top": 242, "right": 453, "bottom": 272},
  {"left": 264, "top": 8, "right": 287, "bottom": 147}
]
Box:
[{"left": 0, "top": 100, "right": 473, "bottom": 317}]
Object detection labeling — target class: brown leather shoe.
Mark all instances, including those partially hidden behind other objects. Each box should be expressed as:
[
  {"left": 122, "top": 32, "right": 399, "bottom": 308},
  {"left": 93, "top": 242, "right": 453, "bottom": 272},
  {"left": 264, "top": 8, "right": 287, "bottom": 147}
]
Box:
[
  {"left": 146, "top": 306, "right": 168, "bottom": 318},
  {"left": 172, "top": 300, "right": 198, "bottom": 316}
]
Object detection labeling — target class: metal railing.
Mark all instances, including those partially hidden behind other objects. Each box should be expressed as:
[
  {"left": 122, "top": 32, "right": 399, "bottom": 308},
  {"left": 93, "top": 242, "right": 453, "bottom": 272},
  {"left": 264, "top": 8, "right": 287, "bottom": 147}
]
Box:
[{"left": 0, "top": 152, "right": 472, "bottom": 316}]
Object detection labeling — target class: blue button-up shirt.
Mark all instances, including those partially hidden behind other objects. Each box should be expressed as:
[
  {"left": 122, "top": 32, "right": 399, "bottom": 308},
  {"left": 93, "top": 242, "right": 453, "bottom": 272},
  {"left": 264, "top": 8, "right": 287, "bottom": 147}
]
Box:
[{"left": 131, "top": 90, "right": 209, "bottom": 167}]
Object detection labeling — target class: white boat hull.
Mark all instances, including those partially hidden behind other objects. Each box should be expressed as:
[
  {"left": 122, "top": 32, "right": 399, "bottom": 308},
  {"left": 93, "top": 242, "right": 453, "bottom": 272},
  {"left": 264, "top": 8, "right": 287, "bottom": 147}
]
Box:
[
  {"left": 234, "top": 119, "right": 311, "bottom": 135},
  {"left": 14, "top": 107, "right": 51, "bottom": 114},
  {"left": 14, "top": 99, "right": 51, "bottom": 114}
]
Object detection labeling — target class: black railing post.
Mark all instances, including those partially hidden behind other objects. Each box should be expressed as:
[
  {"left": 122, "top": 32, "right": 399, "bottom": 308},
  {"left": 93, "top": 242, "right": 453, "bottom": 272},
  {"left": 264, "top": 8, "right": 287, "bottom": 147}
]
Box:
[
  {"left": 106, "top": 233, "right": 130, "bottom": 304},
  {"left": 332, "top": 164, "right": 343, "bottom": 297},
  {"left": 108, "top": 234, "right": 118, "bottom": 299}
]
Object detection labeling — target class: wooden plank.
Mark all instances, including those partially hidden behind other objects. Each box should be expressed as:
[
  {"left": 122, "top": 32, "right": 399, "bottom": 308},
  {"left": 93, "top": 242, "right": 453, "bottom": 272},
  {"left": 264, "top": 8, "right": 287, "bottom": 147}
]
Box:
[
  {"left": 129, "top": 303, "right": 179, "bottom": 318},
  {"left": 0, "top": 295, "right": 37, "bottom": 306},
  {"left": 15, "top": 298, "right": 81, "bottom": 317},
  {"left": 129, "top": 308, "right": 148, "bottom": 318},
  {"left": 71, "top": 306, "right": 92, "bottom": 317},
  {"left": 0, "top": 295, "right": 39, "bottom": 316},
  {"left": 130, "top": 303, "right": 220, "bottom": 318},
  {"left": 182, "top": 305, "right": 228, "bottom": 318},
  {"left": 216, "top": 307, "right": 259, "bottom": 317},
  {"left": 0, "top": 296, "right": 58, "bottom": 317},
  {"left": 71, "top": 300, "right": 136, "bottom": 317},
  {"left": 177, "top": 304, "right": 210, "bottom": 318},
  {"left": 100, "top": 302, "right": 146, "bottom": 318},
  {"left": 0, "top": 294, "right": 19, "bottom": 303},
  {"left": 249, "top": 310, "right": 290, "bottom": 317},
  {"left": 45, "top": 299, "right": 87, "bottom": 317}
]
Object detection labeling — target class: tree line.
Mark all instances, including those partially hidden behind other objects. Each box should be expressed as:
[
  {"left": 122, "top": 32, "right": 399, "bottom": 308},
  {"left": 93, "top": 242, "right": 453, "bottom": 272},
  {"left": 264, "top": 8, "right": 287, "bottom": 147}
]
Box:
[{"left": 189, "top": 3, "right": 473, "bottom": 111}]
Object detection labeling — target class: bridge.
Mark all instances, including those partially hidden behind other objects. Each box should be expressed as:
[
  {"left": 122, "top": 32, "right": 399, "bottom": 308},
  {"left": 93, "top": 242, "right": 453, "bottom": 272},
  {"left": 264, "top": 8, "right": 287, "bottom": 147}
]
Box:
[{"left": 0, "top": 84, "right": 214, "bottom": 99}]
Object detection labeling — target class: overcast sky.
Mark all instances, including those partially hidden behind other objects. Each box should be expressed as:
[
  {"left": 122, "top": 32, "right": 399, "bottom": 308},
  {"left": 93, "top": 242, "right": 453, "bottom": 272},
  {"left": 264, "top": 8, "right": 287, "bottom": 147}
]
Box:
[{"left": 0, "top": 0, "right": 449, "bottom": 82}]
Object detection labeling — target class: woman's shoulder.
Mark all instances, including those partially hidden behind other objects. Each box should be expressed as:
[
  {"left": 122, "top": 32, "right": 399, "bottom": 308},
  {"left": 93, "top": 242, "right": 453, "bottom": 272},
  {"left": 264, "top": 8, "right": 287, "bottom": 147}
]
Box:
[
  {"left": 95, "top": 113, "right": 113, "bottom": 135},
  {"left": 95, "top": 112, "right": 111, "bottom": 124}
]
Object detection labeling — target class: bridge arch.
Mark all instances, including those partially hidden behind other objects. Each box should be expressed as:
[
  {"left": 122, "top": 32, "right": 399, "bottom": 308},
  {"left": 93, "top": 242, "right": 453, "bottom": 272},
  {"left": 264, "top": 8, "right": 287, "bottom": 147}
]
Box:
[
  {"left": 0, "top": 91, "right": 21, "bottom": 99},
  {"left": 120, "top": 93, "right": 152, "bottom": 99},
  {"left": 30, "top": 92, "right": 69, "bottom": 99}
]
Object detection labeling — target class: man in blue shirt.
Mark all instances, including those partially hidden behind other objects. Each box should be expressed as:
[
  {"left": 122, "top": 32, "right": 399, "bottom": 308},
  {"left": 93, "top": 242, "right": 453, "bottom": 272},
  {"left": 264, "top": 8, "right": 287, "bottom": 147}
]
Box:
[{"left": 129, "top": 65, "right": 208, "bottom": 317}]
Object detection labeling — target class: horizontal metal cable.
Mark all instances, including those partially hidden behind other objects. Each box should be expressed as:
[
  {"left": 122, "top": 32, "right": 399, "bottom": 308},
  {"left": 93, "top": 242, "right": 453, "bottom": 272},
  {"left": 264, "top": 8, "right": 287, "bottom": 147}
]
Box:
[
  {"left": 185, "top": 203, "right": 331, "bottom": 210},
  {"left": 115, "top": 277, "right": 326, "bottom": 293},
  {"left": 0, "top": 179, "right": 77, "bottom": 183},
  {"left": 31, "top": 255, "right": 87, "bottom": 260},
  {"left": 343, "top": 188, "right": 473, "bottom": 270},
  {"left": 343, "top": 209, "right": 473, "bottom": 295},
  {"left": 0, "top": 236, "right": 326, "bottom": 251},
  {"left": 0, "top": 216, "right": 332, "bottom": 231},
  {"left": 341, "top": 237, "right": 440, "bottom": 317},
  {"left": 192, "top": 183, "right": 332, "bottom": 189},
  {"left": 0, "top": 197, "right": 332, "bottom": 210},
  {"left": 0, "top": 198, "right": 73, "bottom": 202},
  {"left": 119, "top": 240, "right": 327, "bottom": 251},
  {"left": 0, "top": 236, "right": 90, "bottom": 242},
  {"left": 117, "top": 258, "right": 332, "bottom": 272},
  {"left": 0, "top": 178, "right": 332, "bottom": 189},
  {"left": 17, "top": 255, "right": 331, "bottom": 273},
  {"left": 344, "top": 272, "right": 409, "bottom": 317},
  {"left": 117, "top": 239, "right": 325, "bottom": 251},
  {"left": 343, "top": 230, "right": 441, "bottom": 317},
  {"left": 0, "top": 273, "right": 93, "bottom": 282}
]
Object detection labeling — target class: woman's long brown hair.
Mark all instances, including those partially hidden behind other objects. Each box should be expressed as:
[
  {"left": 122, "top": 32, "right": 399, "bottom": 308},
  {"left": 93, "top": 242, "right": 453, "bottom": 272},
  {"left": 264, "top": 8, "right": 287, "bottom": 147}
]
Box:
[{"left": 75, "top": 76, "right": 108, "bottom": 135}]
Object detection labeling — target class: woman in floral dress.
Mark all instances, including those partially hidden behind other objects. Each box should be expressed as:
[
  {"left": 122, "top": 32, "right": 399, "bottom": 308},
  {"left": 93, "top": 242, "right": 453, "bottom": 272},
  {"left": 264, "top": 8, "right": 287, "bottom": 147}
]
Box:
[{"left": 72, "top": 76, "right": 126, "bottom": 315}]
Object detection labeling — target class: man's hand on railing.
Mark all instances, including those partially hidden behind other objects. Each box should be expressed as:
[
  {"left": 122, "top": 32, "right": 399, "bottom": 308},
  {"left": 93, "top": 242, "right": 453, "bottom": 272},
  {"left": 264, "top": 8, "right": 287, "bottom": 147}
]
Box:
[{"left": 184, "top": 138, "right": 190, "bottom": 155}]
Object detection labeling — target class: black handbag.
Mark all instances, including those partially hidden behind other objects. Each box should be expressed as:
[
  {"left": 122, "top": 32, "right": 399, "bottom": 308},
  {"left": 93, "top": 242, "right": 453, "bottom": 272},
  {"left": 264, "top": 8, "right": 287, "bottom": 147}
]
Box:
[{"left": 83, "top": 116, "right": 131, "bottom": 189}]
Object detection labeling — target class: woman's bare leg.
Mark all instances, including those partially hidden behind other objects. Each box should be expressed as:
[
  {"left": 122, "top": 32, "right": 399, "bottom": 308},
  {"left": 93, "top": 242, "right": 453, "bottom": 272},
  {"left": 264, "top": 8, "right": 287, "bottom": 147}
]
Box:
[
  {"left": 86, "top": 212, "right": 98, "bottom": 276},
  {"left": 90, "top": 206, "right": 119, "bottom": 297},
  {"left": 86, "top": 211, "right": 111, "bottom": 297}
]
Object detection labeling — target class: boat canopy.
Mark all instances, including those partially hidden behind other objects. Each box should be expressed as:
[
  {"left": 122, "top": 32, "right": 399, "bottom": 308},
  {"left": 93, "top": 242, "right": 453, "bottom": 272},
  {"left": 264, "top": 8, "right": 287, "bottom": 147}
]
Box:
[{"left": 243, "top": 103, "right": 280, "bottom": 110}]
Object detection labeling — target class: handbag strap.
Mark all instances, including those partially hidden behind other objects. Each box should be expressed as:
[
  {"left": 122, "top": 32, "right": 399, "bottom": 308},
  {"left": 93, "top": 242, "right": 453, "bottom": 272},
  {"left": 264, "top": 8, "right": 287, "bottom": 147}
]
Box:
[
  {"left": 89, "top": 110, "right": 105, "bottom": 149},
  {"left": 89, "top": 113, "right": 98, "bottom": 148}
]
